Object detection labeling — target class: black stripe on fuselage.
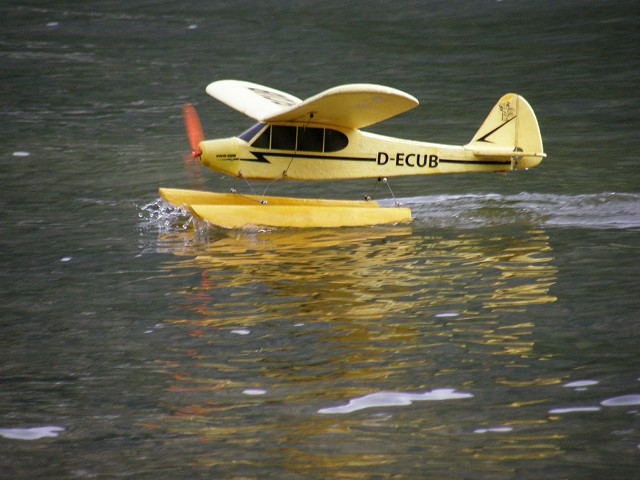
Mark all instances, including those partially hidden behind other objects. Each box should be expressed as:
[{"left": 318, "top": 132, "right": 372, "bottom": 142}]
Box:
[
  {"left": 439, "top": 158, "right": 512, "bottom": 165},
  {"left": 243, "top": 151, "right": 376, "bottom": 164},
  {"left": 242, "top": 152, "right": 512, "bottom": 166}
]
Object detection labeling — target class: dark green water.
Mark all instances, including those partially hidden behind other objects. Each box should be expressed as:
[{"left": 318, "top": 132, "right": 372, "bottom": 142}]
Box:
[{"left": 2, "top": 1, "right": 640, "bottom": 478}]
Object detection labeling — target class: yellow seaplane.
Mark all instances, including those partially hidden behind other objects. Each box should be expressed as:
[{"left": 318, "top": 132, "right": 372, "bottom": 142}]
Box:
[{"left": 159, "top": 80, "right": 545, "bottom": 228}]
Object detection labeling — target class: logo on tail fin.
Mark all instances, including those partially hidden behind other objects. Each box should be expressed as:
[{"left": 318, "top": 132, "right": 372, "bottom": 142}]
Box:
[{"left": 499, "top": 101, "right": 516, "bottom": 121}]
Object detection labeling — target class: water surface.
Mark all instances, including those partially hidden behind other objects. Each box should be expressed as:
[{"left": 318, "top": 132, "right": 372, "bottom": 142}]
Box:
[{"left": 1, "top": 1, "right": 639, "bottom": 478}]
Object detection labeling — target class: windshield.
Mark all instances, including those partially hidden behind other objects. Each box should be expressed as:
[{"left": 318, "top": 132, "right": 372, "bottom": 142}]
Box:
[{"left": 239, "top": 122, "right": 267, "bottom": 142}]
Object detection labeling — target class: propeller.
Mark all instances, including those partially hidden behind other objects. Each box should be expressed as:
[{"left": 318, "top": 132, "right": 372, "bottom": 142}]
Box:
[
  {"left": 181, "top": 103, "right": 205, "bottom": 189},
  {"left": 183, "top": 102, "right": 204, "bottom": 158}
]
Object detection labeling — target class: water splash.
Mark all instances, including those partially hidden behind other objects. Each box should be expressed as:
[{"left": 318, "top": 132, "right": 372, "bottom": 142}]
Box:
[{"left": 137, "top": 198, "right": 193, "bottom": 232}]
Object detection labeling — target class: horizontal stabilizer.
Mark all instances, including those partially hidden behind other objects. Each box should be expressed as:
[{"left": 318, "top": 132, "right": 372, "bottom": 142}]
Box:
[{"left": 465, "top": 145, "right": 547, "bottom": 158}]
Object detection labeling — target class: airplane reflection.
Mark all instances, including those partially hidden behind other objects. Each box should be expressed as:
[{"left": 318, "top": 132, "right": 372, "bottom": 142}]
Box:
[{"left": 152, "top": 225, "right": 559, "bottom": 474}]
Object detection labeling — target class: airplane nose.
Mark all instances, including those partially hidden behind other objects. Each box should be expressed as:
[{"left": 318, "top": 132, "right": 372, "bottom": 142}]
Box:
[{"left": 199, "top": 137, "right": 239, "bottom": 174}]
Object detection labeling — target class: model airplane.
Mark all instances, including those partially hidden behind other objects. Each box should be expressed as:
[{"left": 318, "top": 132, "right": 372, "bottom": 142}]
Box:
[{"left": 160, "top": 80, "right": 545, "bottom": 228}]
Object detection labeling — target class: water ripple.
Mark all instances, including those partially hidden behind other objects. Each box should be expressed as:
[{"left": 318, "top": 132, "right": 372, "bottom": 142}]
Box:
[
  {"left": 0, "top": 426, "right": 65, "bottom": 441},
  {"left": 318, "top": 389, "right": 473, "bottom": 414},
  {"left": 601, "top": 394, "right": 640, "bottom": 407},
  {"left": 392, "top": 192, "right": 640, "bottom": 229}
]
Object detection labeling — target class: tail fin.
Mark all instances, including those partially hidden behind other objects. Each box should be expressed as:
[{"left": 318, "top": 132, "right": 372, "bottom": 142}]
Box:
[{"left": 465, "top": 94, "right": 545, "bottom": 170}]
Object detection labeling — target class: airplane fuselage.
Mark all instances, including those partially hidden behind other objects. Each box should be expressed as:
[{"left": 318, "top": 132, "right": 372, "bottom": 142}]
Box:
[{"left": 199, "top": 122, "right": 542, "bottom": 181}]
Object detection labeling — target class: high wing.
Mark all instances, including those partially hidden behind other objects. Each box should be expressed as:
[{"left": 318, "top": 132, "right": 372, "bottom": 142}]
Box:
[
  {"left": 206, "top": 80, "right": 302, "bottom": 121},
  {"left": 206, "top": 80, "right": 419, "bottom": 129},
  {"left": 265, "top": 84, "right": 419, "bottom": 129}
]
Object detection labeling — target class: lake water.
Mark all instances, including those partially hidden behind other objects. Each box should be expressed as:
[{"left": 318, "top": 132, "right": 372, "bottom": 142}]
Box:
[{"left": 2, "top": 1, "right": 639, "bottom": 478}]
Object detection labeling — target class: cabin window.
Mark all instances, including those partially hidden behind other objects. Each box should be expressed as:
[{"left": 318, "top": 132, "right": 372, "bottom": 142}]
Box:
[
  {"left": 239, "top": 122, "right": 267, "bottom": 143},
  {"left": 324, "top": 129, "right": 349, "bottom": 152},
  {"left": 248, "top": 124, "right": 349, "bottom": 153},
  {"left": 271, "top": 126, "right": 297, "bottom": 150},
  {"left": 297, "top": 127, "right": 324, "bottom": 152}
]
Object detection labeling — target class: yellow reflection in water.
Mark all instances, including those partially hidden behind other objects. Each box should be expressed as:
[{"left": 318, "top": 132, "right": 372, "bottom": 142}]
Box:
[{"left": 154, "top": 225, "right": 559, "bottom": 474}]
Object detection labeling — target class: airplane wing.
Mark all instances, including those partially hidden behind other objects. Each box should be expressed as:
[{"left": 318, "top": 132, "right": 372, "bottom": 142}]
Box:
[
  {"left": 206, "top": 80, "right": 303, "bottom": 121},
  {"left": 206, "top": 80, "right": 419, "bottom": 129},
  {"left": 265, "top": 84, "right": 419, "bottom": 129}
]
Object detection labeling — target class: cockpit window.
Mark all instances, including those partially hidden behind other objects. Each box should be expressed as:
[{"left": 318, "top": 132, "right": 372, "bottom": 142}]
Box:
[{"left": 247, "top": 124, "right": 349, "bottom": 153}]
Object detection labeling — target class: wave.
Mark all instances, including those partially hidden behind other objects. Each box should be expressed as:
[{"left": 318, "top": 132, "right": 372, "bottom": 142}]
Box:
[
  {"left": 382, "top": 192, "right": 640, "bottom": 230},
  {"left": 138, "top": 192, "right": 640, "bottom": 234}
]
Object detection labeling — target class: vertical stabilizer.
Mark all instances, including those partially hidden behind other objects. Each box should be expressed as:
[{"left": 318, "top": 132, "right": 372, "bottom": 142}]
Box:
[{"left": 465, "top": 94, "right": 545, "bottom": 169}]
